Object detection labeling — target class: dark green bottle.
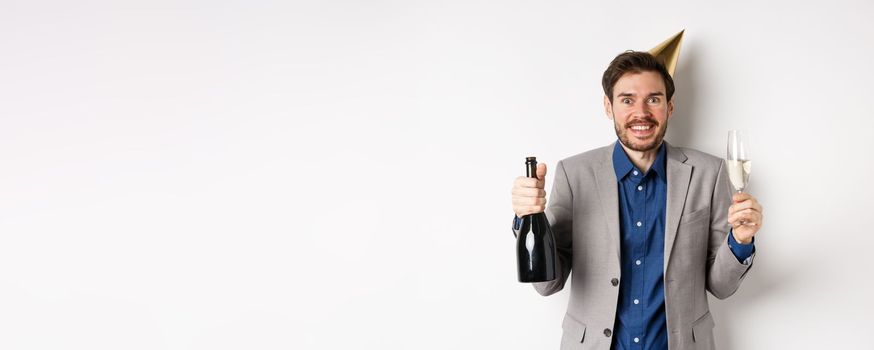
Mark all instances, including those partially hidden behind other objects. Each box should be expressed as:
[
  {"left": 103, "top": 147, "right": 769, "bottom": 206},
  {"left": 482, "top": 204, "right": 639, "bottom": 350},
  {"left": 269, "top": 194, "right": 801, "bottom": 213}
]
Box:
[{"left": 516, "top": 157, "right": 557, "bottom": 283}]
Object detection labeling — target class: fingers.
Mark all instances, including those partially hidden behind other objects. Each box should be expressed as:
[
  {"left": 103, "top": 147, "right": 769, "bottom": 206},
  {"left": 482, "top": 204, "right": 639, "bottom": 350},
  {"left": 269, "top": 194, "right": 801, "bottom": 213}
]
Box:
[
  {"left": 511, "top": 184, "right": 547, "bottom": 216},
  {"left": 511, "top": 163, "right": 548, "bottom": 217},
  {"left": 727, "top": 209, "right": 762, "bottom": 228},
  {"left": 512, "top": 172, "right": 547, "bottom": 216},
  {"left": 511, "top": 185, "right": 546, "bottom": 216},
  {"left": 728, "top": 193, "right": 764, "bottom": 233},
  {"left": 514, "top": 205, "right": 547, "bottom": 217},
  {"left": 732, "top": 192, "right": 752, "bottom": 203},
  {"left": 728, "top": 200, "right": 762, "bottom": 216},
  {"left": 512, "top": 195, "right": 547, "bottom": 207},
  {"left": 511, "top": 187, "right": 546, "bottom": 198},
  {"left": 536, "top": 163, "right": 547, "bottom": 182},
  {"left": 513, "top": 176, "right": 545, "bottom": 189}
]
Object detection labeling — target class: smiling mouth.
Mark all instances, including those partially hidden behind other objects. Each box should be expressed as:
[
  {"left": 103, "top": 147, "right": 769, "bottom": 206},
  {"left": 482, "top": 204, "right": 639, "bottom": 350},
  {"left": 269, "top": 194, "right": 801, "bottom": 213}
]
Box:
[{"left": 627, "top": 123, "right": 656, "bottom": 137}]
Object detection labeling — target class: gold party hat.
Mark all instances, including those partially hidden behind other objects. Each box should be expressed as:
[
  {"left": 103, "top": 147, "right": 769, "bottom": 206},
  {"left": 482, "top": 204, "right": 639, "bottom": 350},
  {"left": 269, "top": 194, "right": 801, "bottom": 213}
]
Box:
[{"left": 648, "top": 30, "right": 684, "bottom": 76}]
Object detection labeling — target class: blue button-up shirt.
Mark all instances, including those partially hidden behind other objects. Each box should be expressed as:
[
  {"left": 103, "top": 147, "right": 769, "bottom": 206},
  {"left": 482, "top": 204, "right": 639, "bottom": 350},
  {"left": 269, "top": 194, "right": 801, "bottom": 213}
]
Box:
[
  {"left": 610, "top": 140, "right": 754, "bottom": 350},
  {"left": 612, "top": 141, "right": 669, "bottom": 349}
]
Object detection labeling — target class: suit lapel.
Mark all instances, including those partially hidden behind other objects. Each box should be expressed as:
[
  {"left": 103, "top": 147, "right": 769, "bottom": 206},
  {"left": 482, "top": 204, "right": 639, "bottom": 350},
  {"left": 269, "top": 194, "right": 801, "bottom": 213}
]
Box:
[
  {"left": 664, "top": 142, "right": 692, "bottom": 274},
  {"left": 594, "top": 145, "right": 621, "bottom": 266}
]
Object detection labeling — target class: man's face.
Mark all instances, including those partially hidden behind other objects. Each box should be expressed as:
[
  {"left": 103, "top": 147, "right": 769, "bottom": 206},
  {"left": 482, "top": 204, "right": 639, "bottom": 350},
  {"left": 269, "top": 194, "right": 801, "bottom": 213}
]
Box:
[{"left": 603, "top": 71, "right": 674, "bottom": 152}]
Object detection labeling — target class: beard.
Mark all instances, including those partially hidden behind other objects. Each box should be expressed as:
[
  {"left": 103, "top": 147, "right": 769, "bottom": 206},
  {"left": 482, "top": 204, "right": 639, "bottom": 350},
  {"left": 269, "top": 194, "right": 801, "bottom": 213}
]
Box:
[{"left": 613, "top": 116, "right": 668, "bottom": 152}]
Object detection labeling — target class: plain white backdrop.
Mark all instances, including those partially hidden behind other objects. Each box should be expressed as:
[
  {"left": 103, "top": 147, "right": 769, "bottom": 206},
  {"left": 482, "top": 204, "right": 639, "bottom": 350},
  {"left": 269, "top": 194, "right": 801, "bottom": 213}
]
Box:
[{"left": 1, "top": 0, "right": 872, "bottom": 349}]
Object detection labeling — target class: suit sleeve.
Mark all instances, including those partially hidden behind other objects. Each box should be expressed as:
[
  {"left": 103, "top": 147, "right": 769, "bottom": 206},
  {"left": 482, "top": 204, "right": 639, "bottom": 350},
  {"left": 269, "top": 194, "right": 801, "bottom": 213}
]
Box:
[
  {"left": 705, "top": 159, "right": 755, "bottom": 299},
  {"left": 531, "top": 160, "right": 574, "bottom": 296}
]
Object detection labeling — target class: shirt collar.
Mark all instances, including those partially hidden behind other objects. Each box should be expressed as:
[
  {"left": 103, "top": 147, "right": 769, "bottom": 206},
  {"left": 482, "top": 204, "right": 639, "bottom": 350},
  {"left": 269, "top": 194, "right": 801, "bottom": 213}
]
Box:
[{"left": 612, "top": 140, "right": 668, "bottom": 182}]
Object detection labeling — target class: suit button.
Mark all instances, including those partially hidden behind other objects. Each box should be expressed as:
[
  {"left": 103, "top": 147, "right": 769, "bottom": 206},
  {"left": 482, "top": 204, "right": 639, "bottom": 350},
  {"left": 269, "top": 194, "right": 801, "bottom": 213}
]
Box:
[
  {"left": 611, "top": 278, "right": 619, "bottom": 286},
  {"left": 604, "top": 328, "right": 612, "bottom": 337}
]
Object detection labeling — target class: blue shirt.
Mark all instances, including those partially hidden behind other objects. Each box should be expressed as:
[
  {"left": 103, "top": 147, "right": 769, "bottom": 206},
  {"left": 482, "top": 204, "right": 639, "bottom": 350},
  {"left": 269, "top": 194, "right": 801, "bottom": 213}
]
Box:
[{"left": 612, "top": 141, "right": 669, "bottom": 349}]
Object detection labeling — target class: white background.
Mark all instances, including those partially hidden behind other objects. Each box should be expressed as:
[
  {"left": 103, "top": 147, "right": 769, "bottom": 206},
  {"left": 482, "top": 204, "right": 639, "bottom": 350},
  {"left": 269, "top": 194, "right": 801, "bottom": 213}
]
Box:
[{"left": 1, "top": 0, "right": 872, "bottom": 349}]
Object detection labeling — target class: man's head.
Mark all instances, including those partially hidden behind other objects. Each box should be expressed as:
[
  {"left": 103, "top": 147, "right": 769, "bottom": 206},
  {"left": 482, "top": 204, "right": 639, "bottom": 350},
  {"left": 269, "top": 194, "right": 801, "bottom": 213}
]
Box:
[{"left": 602, "top": 51, "right": 675, "bottom": 152}]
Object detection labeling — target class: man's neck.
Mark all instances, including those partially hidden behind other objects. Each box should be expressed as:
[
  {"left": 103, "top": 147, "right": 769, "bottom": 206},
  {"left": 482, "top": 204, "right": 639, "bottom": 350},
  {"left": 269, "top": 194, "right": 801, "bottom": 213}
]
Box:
[{"left": 619, "top": 141, "right": 662, "bottom": 174}]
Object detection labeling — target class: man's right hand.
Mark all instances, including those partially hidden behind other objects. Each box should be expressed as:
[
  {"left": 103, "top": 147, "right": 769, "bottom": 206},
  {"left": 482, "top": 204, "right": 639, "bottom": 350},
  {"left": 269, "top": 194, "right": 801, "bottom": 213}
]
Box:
[{"left": 511, "top": 163, "right": 548, "bottom": 218}]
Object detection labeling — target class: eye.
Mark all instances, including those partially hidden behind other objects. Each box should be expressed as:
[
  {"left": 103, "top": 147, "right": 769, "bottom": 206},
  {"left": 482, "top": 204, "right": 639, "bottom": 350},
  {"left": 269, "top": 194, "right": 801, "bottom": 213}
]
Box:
[
  {"left": 622, "top": 98, "right": 632, "bottom": 104},
  {"left": 647, "top": 97, "right": 661, "bottom": 104}
]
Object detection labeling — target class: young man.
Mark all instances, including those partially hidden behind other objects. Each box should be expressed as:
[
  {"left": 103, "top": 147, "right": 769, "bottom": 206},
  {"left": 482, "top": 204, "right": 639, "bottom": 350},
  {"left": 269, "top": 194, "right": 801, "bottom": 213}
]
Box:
[{"left": 510, "top": 51, "right": 763, "bottom": 350}]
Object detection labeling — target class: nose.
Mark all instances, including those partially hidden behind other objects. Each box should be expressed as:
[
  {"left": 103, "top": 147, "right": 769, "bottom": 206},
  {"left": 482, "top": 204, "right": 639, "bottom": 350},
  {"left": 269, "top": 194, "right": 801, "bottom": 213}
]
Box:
[{"left": 631, "top": 101, "right": 652, "bottom": 118}]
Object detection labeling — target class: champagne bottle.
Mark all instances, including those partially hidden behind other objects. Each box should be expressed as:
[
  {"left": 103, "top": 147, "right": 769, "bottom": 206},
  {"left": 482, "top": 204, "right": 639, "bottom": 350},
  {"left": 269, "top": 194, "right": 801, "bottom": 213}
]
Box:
[{"left": 516, "top": 157, "right": 557, "bottom": 283}]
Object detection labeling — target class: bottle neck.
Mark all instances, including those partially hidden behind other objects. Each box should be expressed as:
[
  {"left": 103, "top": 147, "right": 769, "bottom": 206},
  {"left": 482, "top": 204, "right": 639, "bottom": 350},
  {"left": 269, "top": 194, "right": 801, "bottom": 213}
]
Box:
[{"left": 525, "top": 157, "right": 537, "bottom": 179}]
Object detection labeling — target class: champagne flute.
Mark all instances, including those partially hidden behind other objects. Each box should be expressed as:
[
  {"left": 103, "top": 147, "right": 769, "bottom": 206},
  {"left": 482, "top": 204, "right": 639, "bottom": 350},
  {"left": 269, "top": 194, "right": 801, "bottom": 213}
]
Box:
[
  {"left": 727, "top": 130, "right": 752, "bottom": 225},
  {"left": 726, "top": 130, "right": 751, "bottom": 192}
]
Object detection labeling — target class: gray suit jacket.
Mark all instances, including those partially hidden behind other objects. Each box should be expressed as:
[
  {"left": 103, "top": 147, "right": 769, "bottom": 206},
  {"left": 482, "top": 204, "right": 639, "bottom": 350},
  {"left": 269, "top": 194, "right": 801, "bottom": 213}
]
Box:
[{"left": 513, "top": 141, "right": 755, "bottom": 350}]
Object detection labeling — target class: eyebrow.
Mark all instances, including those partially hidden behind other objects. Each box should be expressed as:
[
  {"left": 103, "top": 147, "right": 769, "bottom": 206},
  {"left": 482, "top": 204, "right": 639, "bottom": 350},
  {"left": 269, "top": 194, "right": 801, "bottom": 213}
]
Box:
[{"left": 616, "top": 92, "right": 665, "bottom": 98}]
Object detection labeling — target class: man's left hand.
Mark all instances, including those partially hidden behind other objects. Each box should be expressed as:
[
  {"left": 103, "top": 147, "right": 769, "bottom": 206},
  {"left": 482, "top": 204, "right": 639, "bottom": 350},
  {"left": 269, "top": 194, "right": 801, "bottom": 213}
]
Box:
[{"left": 728, "top": 192, "right": 763, "bottom": 244}]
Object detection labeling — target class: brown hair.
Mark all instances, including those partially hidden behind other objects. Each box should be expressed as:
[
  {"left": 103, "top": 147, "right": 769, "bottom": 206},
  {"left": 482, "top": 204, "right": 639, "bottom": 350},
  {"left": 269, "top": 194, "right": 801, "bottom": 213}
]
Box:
[{"left": 601, "top": 51, "right": 675, "bottom": 103}]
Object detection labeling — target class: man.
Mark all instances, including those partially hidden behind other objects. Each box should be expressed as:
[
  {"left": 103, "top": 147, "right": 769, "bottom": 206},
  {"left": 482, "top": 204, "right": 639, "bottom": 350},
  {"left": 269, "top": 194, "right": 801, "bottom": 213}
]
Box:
[{"left": 510, "top": 51, "right": 763, "bottom": 350}]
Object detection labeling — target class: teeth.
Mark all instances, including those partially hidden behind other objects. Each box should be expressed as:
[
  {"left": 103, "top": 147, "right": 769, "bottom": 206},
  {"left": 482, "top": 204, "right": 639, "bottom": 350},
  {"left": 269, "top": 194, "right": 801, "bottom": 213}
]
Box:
[{"left": 631, "top": 125, "right": 652, "bottom": 130}]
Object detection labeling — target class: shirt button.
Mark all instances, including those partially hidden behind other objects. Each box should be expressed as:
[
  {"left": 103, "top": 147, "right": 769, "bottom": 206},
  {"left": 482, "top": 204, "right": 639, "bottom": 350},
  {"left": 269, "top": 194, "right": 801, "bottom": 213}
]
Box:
[
  {"left": 611, "top": 278, "right": 619, "bottom": 286},
  {"left": 635, "top": 260, "right": 641, "bottom": 266},
  {"left": 633, "top": 170, "right": 639, "bottom": 176},
  {"left": 604, "top": 328, "right": 612, "bottom": 337},
  {"left": 634, "top": 337, "right": 640, "bottom": 343},
  {"left": 637, "top": 185, "right": 643, "bottom": 191},
  {"left": 636, "top": 221, "right": 642, "bottom": 227},
  {"left": 634, "top": 299, "right": 639, "bottom": 305}
]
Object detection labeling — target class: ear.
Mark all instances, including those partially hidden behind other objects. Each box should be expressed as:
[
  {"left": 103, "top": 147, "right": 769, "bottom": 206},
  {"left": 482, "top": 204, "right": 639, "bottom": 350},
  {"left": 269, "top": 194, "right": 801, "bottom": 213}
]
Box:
[
  {"left": 603, "top": 95, "right": 613, "bottom": 120},
  {"left": 667, "top": 97, "right": 674, "bottom": 120}
]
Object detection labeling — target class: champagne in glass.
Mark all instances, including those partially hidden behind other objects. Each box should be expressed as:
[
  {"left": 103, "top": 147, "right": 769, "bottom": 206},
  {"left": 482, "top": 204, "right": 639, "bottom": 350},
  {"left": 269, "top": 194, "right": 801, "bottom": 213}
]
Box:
[{"left": 726, "top": 130, "right": 751, "bottom": 193}]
